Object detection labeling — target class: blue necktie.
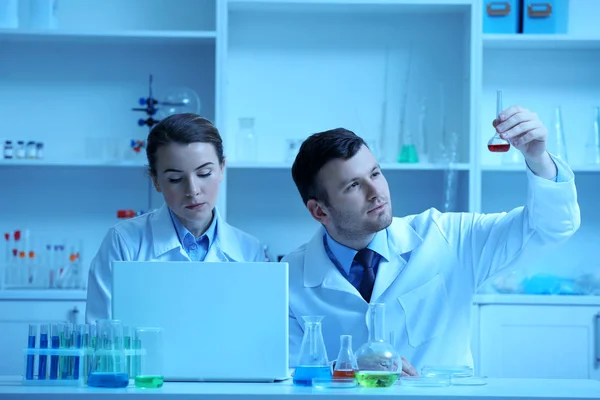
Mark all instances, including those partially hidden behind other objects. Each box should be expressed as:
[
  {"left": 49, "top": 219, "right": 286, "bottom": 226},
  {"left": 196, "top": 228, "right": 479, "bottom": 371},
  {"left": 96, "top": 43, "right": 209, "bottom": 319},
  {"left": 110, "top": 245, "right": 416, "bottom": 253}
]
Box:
[{"left": 355, "top": 248, "right": 376, "bottom": 303}]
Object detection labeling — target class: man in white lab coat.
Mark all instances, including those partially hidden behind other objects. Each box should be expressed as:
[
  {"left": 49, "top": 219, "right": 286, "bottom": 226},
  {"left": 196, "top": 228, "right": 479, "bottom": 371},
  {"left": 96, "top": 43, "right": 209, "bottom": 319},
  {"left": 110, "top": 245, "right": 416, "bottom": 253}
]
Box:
[{"left": 284, "top": 106, "right": 580, "bottom": 375}]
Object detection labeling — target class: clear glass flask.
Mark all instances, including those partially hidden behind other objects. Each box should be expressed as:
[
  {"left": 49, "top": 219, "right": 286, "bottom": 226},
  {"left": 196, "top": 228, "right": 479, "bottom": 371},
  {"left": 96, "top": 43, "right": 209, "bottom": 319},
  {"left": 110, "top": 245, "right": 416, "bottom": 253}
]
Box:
[
  {"left": 488, "top": 90, "right": 510, "bottom": 153},
  {"left": 88, "top": 319, "right": 129, "bottom": 388},
  {"left": 293, "top": 316, "right": 331, "bottom": 386},
  {"left": 235, "top": 117, "right": 258, "bottom": 162},
  {"left": 333, "top": 335, "right": 358, "bottom": 379},
  {"left": 355, "top": 303, "right": 401, "bottom": 388},
  {"left": 585, "top": 107, "right": 600, "bottom": 165}
]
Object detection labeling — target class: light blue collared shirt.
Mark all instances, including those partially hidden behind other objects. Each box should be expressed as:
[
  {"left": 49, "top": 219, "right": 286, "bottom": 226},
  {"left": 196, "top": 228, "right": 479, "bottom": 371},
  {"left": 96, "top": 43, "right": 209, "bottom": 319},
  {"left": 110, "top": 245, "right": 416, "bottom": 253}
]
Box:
[
  {"left": 323, "top": 229, "right": 391, "bottom": 291},
  {"left": 168, "top": 208, "right": 218, "bottom": 261}
]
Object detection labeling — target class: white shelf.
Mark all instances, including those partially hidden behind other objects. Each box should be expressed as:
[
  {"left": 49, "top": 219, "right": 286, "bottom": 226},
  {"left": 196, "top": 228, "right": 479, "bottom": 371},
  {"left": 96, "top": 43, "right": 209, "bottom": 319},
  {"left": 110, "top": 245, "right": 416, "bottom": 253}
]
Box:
[
  {"left": 482, "top": 164, "right": 600, "bottom": 173},
  {"left": 227, "top": 162, "right": 471, "bottom": 170},
  {"left": 0, "top": 160, "right": 147, "bottom": 168},
  {"left": 483, "top": 34, "right": 600, "bottom": 50},
  {"left": 229, "top": 0, "right": 472, "bottom": 12},
  {"left": 473, "top": 294, "right": 600, "bottom": 306},
  {"left": 0, "top": 29, "right": 217, "bottom": 44},
  {"left": 0, "top": 290, "right": 87, "bottom": 301}
]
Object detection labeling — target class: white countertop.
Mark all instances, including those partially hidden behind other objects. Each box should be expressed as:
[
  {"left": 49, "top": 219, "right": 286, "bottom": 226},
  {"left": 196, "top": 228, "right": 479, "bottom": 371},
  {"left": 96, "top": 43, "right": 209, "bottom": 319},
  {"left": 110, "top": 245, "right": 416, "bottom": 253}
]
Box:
[
  {"left": 0, "top": 290, "right": 87, "bottom": 300},
  {"left": 472, "top": 294, "right": 600, "bottom": 306},
  {"left": 0, "top": 377, "right": 599, "bottom": 399}
]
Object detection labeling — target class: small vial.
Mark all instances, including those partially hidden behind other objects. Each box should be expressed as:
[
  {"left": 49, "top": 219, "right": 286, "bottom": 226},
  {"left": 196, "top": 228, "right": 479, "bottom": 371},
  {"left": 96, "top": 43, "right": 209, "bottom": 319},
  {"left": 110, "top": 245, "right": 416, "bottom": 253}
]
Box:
[
  {"left": 16, "top": 140, "right": 25, "bottom": 159},
  {"left": 36, "top": 142, "right": 44, "bottom": 159},
  {"left": 26, "top": 141, "right": 37, "bottom": 159},
  {"left": 3, "top": 140, "right": 13, "bottom": 159}
]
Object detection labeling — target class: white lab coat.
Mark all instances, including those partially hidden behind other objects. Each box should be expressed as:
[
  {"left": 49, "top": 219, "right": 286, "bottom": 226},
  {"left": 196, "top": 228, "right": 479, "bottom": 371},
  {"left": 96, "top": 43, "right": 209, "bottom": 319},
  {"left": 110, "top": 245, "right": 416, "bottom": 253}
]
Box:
[
  {"left": 85, "top": 204, "right": 263, "bottom": 324},
  {"left": 285, "top": 158, "right": 580, "bottom": 369}
]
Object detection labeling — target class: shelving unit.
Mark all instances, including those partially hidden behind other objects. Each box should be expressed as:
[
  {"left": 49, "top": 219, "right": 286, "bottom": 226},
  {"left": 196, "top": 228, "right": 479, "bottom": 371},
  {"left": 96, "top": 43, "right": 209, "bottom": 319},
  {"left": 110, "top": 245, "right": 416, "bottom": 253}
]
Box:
[{"left": 1, "top": 0, "right": 599, "bottom": 273}]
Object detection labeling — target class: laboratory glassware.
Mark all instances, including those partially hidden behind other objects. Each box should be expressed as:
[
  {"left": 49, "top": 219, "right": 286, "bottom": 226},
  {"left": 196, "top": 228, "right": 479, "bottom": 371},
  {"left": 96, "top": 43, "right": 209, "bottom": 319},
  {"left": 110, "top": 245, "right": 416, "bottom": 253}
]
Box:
[
  {"left": 235, "top": 117, "right": 258, "bottom": 162},
  {"left": 354, "top": 303, "right": 401, "bottom": 388},
  {"left": 88, "top": 319, "right": 129, "bottom": 388},
  {"left": 585, "top": 107, "right": 600, "bottom": 165},
  {"left": 16, "top": 140, "right": 25, "bottom": 158},
  {"left": 26, "top": 324, "right": 37, "bottom": 380},
  {"left": 293, "top": 316, "right": 331, "bottom": 386},
  {"left": 488, "top": 90, "right": 510, "bottom": 153},
  {"left": 552, "top": 106, "right": 569, "bottom": 162},
  {"left": 3, "top": 140, "right": 13, "bottom": 159},
  {"left": 38, "top": 324, "right": 49, "bottom": 380},
  {"left": 333, "top": 335, "right": 358, "bottom": 379},
  {"left": 134, "top": 327, "right": 164, "bottom": 388}
]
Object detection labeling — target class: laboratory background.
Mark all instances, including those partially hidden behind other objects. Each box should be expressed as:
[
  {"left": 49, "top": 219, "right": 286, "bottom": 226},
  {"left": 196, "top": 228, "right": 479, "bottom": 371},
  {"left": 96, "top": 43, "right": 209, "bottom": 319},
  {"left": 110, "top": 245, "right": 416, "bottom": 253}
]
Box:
[{"left": 1, "top": 0, "right": 600, "bottom": 384}]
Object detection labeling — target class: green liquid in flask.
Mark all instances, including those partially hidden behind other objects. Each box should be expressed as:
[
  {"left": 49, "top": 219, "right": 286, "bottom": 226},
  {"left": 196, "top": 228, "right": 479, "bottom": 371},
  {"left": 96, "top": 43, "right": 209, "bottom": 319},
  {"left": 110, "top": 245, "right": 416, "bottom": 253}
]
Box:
[
  {"left": 356, "top": 371, "right": 400, "bottom": 388},
  {"left": 135, "top": 375, "right": 164, "bottom": 388}
]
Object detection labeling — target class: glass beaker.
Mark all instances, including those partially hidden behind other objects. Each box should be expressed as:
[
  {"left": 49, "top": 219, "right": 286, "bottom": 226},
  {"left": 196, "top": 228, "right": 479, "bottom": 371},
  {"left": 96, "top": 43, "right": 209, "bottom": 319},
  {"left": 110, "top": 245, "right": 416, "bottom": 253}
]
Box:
[
  {"left": 355, "top": 303, "right": 401, "bottom": 388},
  {"left": 88, "top": 319, "right": 129, "bottom": 388},
  {"left": 293, "top": 316, "right": 331, "bottom": 386},
  {"left": 488, "top": 90, "right": 510, "bottom": 153},
  {"left": 235, "top": 117, "right": 258, "bottom": 162},
  {"left": 585, "top": 107, "right": 600, "bottom": 165},
  {"left": 333, "top": 335, "right": 358, "bottom": 379},
  {"left": 134, "top": 327, "right": 164, "bottom": 389}
]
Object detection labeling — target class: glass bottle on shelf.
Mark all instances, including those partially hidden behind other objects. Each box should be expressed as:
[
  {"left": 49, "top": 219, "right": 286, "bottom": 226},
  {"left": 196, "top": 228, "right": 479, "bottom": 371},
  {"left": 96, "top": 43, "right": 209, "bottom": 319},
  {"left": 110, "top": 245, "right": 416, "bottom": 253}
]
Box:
[
  {"left": 235, "top": 117, "right": 258, "bottom": 163},
  {"left": 3, "top": 141, "right": 13, "bottom": 159},
  {"left": 16, "top": 140, "right": 25, "bottom": 159}
]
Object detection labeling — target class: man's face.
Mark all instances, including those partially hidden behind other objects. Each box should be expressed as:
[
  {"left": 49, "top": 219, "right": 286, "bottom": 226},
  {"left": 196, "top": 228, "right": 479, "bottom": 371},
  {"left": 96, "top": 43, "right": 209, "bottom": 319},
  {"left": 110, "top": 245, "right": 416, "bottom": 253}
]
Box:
[{"left": 316, "top": 145, "right": 393, "bottom": 241}]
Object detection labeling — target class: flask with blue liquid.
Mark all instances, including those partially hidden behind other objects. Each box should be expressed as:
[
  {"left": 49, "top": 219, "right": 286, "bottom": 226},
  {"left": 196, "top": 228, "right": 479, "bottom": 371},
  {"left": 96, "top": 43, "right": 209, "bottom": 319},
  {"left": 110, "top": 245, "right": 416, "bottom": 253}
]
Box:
[
  {"left": 293, "top": 316, "right": 331, "bottom": 386},
  {"left": 88, "top": 319, "right": 129, "bottom": 388}
]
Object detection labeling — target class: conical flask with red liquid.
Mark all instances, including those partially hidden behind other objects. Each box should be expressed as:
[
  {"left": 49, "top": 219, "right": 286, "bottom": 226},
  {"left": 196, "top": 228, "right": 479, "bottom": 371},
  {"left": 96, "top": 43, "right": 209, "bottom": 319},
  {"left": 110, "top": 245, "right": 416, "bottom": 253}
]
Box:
[
  {"left": 333, "top": 335, "right": 358, "bottom": 379},
  {"left": 488, "top": 90, "right": 510, "bottom": 153}
]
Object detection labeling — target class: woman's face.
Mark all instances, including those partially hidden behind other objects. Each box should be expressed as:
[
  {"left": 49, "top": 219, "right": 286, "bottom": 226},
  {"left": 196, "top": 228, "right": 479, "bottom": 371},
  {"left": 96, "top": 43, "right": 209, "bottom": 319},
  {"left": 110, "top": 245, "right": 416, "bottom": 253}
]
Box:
[{"left": 152, "top": 142, "right": 225, "bottom": 234}]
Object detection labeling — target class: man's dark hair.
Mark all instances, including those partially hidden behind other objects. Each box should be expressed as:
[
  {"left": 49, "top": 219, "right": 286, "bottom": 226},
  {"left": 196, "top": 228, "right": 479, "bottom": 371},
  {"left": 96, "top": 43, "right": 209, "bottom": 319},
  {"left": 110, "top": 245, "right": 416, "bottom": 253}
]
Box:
[{"left": 291, "top": 128, "right": 367, "bottom": 206}]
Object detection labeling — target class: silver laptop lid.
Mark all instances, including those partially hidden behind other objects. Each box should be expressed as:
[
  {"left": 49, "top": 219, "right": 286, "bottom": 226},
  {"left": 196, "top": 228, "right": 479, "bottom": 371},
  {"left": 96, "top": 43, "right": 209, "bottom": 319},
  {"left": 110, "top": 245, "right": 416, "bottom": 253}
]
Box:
[{"left": 112, "top": 261, "right": 289, "bottom": 382}]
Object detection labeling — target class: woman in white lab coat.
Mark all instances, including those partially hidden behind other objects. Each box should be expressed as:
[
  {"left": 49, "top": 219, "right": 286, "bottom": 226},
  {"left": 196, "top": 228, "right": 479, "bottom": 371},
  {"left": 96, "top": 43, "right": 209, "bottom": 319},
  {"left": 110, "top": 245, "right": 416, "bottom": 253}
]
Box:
[{"left": 86, "top": 113, "right": 264, "bottom": 323}]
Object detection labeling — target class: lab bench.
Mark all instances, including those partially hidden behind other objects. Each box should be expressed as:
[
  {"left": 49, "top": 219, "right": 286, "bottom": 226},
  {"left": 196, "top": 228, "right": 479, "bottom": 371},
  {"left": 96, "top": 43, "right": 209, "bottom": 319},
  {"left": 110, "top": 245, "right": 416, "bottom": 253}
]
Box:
[{"left": 0, "top": 377, "right": 599, "bottom": 399}]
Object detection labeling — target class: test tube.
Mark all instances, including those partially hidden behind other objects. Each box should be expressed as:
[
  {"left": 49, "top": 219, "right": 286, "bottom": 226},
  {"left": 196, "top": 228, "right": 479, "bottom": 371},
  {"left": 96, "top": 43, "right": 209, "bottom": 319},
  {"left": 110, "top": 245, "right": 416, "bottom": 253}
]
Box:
[
  {"left": 38, "top": 324, "right": 49, "bottom": 380},
  {"left": 60, "top": 323, "right": 72, "bottom": 379},
  {"left": 73, "top": 324, "right": 84, "bottom": 380},
  {"left": 123, "top": 326, "right": 132, "bottom": 379},
  {"left": 49, "top": 323, "right": 62, "bottom": 379},
  {"left": 26, "top": 325, "right": 37, "bottom": 380}
]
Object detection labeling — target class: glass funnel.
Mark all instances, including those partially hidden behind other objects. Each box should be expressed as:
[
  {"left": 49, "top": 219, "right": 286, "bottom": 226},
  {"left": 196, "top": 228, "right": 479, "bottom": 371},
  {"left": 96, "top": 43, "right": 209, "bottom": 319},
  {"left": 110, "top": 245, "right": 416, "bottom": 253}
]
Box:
[
  {"left": 293, "top": 316, "right": 331, "bottom": 386},
  {"left": 355, "top": 303, "right": 401, "bottom": 388},
  {"left": 488, "top": 90, "right": 510, "bottom": 153}
]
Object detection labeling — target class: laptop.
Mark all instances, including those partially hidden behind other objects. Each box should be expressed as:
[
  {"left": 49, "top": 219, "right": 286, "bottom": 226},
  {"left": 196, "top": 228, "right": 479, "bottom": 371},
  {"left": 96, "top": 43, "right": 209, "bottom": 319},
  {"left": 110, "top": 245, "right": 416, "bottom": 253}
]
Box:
[{"left": 111, "top": 261, "right": 290, "bottom": 382}]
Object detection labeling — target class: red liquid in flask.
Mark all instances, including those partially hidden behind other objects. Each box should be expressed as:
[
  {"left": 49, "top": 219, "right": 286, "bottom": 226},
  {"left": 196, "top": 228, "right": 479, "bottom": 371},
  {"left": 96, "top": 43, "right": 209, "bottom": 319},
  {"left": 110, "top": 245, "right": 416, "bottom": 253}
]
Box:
[
  {"left": 488, "top": 143, "right": 510, "bottom": 152},
  {"left": 333, "top": 369, "right": 356, "bottom": 379}
]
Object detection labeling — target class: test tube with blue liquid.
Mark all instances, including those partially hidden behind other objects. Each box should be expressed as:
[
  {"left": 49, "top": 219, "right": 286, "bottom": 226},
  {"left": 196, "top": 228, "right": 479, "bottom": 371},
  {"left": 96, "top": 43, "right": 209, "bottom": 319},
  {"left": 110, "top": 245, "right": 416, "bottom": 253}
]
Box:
[
  {"left": 25, "top": 325, "right": 37, "bottom": 380},
  {"left": 49, "top": 323, "right": 62, "bottom": 379},
  {"left": 38, "top": 324, "right": 49, "bottom": 380}
]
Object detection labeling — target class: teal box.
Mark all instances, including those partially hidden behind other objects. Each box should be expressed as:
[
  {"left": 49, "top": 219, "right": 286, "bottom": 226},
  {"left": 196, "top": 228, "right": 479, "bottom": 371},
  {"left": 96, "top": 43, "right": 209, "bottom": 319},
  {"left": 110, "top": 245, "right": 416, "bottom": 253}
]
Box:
[
  {"left": 483, "top": 1, "right": 522, "bottom": 34},
  {"left": 522, "top": 0, "right": 569, "bottom": 34}
]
